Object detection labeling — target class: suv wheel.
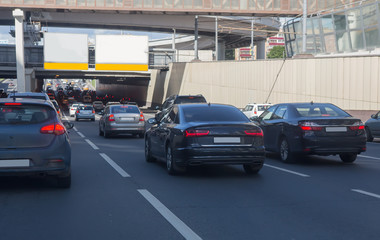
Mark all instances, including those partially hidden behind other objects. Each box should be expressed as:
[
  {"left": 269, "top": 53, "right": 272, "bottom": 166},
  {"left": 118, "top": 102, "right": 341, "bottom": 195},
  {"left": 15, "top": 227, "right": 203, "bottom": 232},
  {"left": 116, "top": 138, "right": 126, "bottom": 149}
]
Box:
[
  {"left": 366, "top": 127, "right": 374, "bottom": 142},
  {"left": 339, "top": 153, "right": 357, "bottom": 163},
  {"left": 243, "top": 164, "right": 262, "bottom": 174}
]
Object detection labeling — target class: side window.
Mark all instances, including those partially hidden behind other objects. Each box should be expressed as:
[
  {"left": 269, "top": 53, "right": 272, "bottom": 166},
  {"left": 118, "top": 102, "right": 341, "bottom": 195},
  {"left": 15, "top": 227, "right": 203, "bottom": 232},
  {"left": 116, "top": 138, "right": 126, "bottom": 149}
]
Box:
[
  {"left": 162, "top": 109, "right": 175, "bottom": 123},
  {"left": 272, "top": 106, "right": 288, "bottom": 120},
  {"left": 260, "top": 106, "right": 276, "bottom": 120}
]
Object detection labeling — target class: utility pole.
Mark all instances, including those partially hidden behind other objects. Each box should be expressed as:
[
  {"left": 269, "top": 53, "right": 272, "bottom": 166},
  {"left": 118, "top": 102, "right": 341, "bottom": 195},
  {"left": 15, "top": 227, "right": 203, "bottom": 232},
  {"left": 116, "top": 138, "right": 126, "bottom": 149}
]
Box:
[
  {"left": 251, "top": 18, "right": 254, "bottom": 60},
  {"left": 172, "top": 28, "right": 176, "bottom": 62},
  {"left": 302, "top": 0, "right": 307, "bottom": 53},
  {"left": 194, "top": 15, "right": 199, "bottom": 60},
  {"left": 215, "top": 17, "right": 218, "bottom": 61}
]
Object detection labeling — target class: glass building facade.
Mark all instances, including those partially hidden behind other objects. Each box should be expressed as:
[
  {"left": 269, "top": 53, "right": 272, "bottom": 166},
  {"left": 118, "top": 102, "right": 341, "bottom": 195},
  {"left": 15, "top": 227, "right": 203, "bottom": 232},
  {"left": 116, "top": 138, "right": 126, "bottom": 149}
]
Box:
[{"left": 284, "top": 0, "right": 380, "bottom": 57}]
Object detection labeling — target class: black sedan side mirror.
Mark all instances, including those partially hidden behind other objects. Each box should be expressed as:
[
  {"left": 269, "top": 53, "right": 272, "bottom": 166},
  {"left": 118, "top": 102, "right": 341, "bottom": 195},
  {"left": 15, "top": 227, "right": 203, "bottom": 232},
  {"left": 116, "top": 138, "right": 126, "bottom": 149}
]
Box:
[
  {"left": 63, "top": 122, "right": 74, "bottom": 129},
  {"left": 155, "top": 106, "right": 161, "bottom": 110},
  {"left": 250, "top": 116, "right": 259, "bottom": 122},
  {"left": 147, "top": 118, "right": 158, "bottom": 125}
]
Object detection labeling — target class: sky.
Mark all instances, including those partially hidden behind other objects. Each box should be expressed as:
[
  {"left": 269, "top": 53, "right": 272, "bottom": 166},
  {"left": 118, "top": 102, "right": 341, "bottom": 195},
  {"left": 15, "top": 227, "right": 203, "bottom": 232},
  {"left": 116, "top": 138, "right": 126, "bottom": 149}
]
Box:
[{"left": 0, "top": 25, "right": 171, "bottom": 45}]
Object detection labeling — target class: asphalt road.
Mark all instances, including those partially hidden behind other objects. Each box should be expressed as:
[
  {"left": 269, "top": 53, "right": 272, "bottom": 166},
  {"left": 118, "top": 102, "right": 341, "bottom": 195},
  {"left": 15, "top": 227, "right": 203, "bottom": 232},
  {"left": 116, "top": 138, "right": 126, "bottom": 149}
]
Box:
[{"left": 1, "top": 113, "right": 380, "bottom": 240}]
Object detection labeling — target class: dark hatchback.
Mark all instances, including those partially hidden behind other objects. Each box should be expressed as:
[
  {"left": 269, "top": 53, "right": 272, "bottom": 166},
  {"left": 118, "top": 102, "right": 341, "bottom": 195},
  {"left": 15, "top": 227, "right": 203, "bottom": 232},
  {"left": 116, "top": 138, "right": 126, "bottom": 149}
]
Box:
[
  {"left": 251, "top": 103, "right": 366, "bottom": 163},
  {"left": 0, "top": 98, "right": 73, "bottom": 187},
  {"left": 145, "top": 104, "right": 265, "bottom": 175}
]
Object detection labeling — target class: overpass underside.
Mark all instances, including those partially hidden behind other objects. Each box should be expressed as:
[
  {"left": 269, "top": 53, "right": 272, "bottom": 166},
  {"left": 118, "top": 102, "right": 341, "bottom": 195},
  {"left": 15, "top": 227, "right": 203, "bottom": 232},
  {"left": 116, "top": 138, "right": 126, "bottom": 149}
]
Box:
[{"left": 0, "top": 0, "right": 361, "bottom": 17}]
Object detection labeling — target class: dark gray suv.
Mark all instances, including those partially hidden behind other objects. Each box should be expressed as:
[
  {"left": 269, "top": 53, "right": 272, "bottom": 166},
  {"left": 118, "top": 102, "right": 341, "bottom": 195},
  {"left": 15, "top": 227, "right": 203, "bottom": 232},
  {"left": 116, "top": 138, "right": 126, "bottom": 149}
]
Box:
[
  {"left": 365, "top": 111, "right": 380, "bottom": 142},
  {"left": 0, "top": 98, "right": 73, "bottom": 187}
]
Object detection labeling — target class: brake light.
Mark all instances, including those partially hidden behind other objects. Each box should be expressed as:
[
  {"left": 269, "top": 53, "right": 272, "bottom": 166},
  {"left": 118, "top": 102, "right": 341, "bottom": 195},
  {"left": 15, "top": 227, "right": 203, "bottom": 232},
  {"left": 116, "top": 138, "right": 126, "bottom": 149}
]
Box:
[
  {"left": 4, "top": 103, "right": 22, "bottom": 106},
  {"left": 349, "top": 125, "right": 365, "bottom": 130},
  {"left": 76, "top": 109, "right": 80, "bottom": 113},
  {"left": 40, "top": 123, "right": 66, "bottom": 135},
  {"left": 245, "top": 129, "right": 263, "bottom": 136},
  {"left": 299, "top": 122, "right": 323, "bottom": 131},
  {"left": 139, "top": 112, "right": 144, "bottom": 121},
  {"left": 185, "top": 129, "right": 209, "bottom": 137},
  {"left": 92, "top": 110, "right": 95, "bottom": 114},
  {"left": 108, "top": 114, "right": 115, "bottom": 122}
]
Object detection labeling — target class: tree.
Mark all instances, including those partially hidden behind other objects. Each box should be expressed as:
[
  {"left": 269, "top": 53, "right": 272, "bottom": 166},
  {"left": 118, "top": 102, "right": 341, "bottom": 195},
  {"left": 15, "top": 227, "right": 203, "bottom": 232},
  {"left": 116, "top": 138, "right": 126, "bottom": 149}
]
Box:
[
  {"left": 225, "top": 49, "right": 235, "bottom": 60},
  {"left": 267, "top": 46, "right": 285, "bottom": 59}
]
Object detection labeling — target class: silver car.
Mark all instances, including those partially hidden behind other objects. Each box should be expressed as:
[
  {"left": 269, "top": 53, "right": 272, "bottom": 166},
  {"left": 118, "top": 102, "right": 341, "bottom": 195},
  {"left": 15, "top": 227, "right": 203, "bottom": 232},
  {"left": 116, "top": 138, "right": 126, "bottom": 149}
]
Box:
[
  {"left": 75, "top": 105, "right": 95, "bottom": 121},
  {"left": 99, "top": 104, "right": 145, "bottom": 138},
  {"left": 0, "top": 98, "right": 73, "bottom": 188}
]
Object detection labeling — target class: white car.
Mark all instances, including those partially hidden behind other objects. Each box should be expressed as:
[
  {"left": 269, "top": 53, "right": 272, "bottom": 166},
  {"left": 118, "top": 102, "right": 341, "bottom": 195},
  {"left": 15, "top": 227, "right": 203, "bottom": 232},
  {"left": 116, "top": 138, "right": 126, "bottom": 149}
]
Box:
[
  {"left": 242, "top": 103, "right": 272, "bottom": 118},
  {"left": 69, "top": 103, "right": 80, "bottom": 117}
]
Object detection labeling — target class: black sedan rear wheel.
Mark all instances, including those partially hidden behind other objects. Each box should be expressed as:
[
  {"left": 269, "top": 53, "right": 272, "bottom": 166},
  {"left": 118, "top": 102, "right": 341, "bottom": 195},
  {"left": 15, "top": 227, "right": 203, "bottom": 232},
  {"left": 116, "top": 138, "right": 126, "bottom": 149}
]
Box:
[
  {"left": 145, "top": 139, "right": 155, "bottom": 162},
  {"left": 166, "top": 146, "right": 176, "bottom": 175},
  {"left": 366, "top": 127, "right": 374, "bottom": 142},
  {"left": 243, "top": 164, "right": 262, "bottom": 174},
  {"left": 339, "top": 153, "right": 357, "bottom": 163},
  {"left": 103, "top": 127, "right": 110, "bottom": 138},
  {"left": 99, "top": 125, "right": 104, "bottom": 136},
  {"left": 279, "top": 137, "right": 295, "bottom": 163}
]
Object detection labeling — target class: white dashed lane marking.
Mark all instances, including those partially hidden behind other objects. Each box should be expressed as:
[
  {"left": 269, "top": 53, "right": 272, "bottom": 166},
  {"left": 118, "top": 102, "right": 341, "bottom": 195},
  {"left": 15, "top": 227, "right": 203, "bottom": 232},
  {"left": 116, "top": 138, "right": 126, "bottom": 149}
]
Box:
[
  {"left": 99, "top": 153, "right": 130, "bottom": 177},
  {"left": 77, "top": 132, "right": 85, "bottom": 138},
  {"left": 264, "top": 164, "right": 310, "bottom": 177},
  {"left": 85, "top": 139, "right": 99, "bottom": 150},
  {"left": 352, "top": 189, "right": 380, "bottom": 199}
]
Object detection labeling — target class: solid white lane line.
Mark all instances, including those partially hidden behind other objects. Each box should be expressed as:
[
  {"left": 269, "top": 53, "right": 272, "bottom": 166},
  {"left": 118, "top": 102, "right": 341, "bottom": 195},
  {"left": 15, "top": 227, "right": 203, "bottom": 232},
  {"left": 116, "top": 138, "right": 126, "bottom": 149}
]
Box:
[
  {"left": 85, "top": 139, "right": 99, "bottom": 150},
  {"left": 352, "top": 189, "right": 380, "bottom": 199},
  {"left": 358, "top": 155, "right": 380, "bottom": 160},
  {"left": 138, "top": 189, "right": 202, "bottom": 240},
  {"left": 73, "top": 127, "right": 78, "bottom": 131},
  {"left": 77, "top": 132, "right": 85, "bottom": 138},
  {"left": 264, "top": 164, "right": 310, "bottom": 177},
  {"left": 99, "top": 153, "right": 130, "bottom": 177}
]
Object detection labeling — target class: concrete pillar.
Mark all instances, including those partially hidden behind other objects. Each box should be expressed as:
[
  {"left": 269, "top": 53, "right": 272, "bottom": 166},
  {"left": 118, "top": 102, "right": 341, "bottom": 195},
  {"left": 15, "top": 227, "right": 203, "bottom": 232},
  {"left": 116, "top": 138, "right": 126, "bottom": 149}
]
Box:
[
  {"left": 217, "top": 41, "right": 226, "bottom": 60},
  {"left": 25, "top": 68, "right": 35, "bottom": 92},
  {"left": 13, "top": 9, "right": 26, "bottom": 92},
  {"left": 256, "top": 40, "right": 266, "bottom": 60}
]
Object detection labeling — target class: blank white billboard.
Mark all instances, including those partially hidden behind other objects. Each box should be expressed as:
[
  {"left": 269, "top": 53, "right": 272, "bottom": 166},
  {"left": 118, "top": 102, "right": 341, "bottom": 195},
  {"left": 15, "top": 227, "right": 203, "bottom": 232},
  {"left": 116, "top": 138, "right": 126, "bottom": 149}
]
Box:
[
  {"left": 95, "top": 35, "right": 148, "bottom": 71},
  {"left": 44, "top": 32, "right": 88, "bottom": 70}
]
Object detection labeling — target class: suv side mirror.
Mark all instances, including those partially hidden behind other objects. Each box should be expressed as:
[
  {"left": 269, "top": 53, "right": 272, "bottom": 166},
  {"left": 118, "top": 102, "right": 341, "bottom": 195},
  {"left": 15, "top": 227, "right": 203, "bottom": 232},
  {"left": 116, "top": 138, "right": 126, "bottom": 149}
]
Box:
[{"left": 63, "top": 122, "right": 74, "bottom": 129}]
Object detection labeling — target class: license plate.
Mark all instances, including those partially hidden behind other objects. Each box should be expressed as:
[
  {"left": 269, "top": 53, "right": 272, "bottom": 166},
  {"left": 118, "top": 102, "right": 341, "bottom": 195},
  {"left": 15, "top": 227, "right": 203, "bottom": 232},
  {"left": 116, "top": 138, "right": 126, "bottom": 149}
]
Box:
[
  {"left": 121, "top": 117, "right": 134, "bottom": 121},
  {"left": 325, "top": 127, "right": 347, "bottom": 132},
  {"left": 214, "top": 137, "right": 241, "bottom": 143},
  {"left": 0, "top": 159, "right": 30, "bottom": 168}
]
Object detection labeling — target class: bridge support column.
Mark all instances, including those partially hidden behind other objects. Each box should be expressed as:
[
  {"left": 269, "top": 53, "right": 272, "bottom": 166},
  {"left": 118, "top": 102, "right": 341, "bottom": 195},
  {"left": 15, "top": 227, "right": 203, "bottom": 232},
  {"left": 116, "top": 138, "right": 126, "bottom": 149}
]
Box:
[
  {"left": 12, "top": 9, "right": 26, "bottom": 92},
  {"left": 25, "top": 68, "right": 35, "bottom": 92},
  {"left": 256, "top": 40, "right": 266, "bottom": 60},
  {"left": 217, "top": 41, "right": 225, "bottom": 60}
]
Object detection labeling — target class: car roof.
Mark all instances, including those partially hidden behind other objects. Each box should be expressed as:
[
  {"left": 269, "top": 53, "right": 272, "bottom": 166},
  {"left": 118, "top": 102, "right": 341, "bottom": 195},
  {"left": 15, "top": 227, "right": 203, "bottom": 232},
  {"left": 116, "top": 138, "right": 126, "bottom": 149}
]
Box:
[
  {"left": 275, "top": 102, "right": 334, "bottom": 107},
  {"left": 8, "top": 92, "right": 48, "bottom": 97},
  {"left": 110, "top": 104, "right": 139, "bottom": 108},
  {"left": 177, "top": 103, "right": 234, "bottom": 109},
  {"left": 0, "top": 98, "right": 53, "bottom": 106}
]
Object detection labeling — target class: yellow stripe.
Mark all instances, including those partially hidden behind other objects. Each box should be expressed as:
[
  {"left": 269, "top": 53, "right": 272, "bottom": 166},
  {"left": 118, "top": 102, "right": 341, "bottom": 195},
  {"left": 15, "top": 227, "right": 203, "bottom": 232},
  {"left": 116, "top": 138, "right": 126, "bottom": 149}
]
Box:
[
  {"left": 44, "top": 62, "right": 88, "bottom": 70},
  {"left": 95, "top": 64, "right": 148, "bottom": 71}
]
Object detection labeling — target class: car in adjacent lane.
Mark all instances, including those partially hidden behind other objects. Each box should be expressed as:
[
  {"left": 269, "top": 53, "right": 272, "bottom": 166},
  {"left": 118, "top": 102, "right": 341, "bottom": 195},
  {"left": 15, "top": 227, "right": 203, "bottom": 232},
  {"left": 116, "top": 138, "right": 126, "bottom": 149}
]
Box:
[
  {"left": 145, "top": 103, "right": 265, "bottom": 175},
  {"left": 250, "top": 102, "right": 366, "bottom": 163},
  {"left": 0, "top": 98, "right": 73, "bottom": 187},
  {"left": 99, "top": 104, "right": 145, "bottom": 138},
  {"left": 75, "top": 105, "right": 95, "bottom": 121},
  {"left": 69, "top": 103, "right": 80, "bottom": 117},
  {"left": 365, "top": 111, "right": 380, "bottom": 142},
  {"left": 242, "top": 103, "right": 272, "bottom": 118}
]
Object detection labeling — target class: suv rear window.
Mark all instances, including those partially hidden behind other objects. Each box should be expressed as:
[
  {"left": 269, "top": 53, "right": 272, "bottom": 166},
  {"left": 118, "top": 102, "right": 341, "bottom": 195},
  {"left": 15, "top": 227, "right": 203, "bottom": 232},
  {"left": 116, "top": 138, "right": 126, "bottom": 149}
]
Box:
[
  {"left": 111, "top": 105, "right": 140, "bottom": 114},
  {"left": 257, "top": 105, "right": 271, "bottom": 111},
  {"left": 11, "top": 96, "right": 47, "bottom": 100},
  {"left": 183, "top": 105, "right": 248, "bottom": 122},
  {"left": 78, "top": 106, "right": 93, "bottom": 110},
  {"left": 174, "top": 96, "right": 206, "bottom": 104},
  {"left": 295, "top": 104, "right": 350, "bottom": 117},
  {"left": 0, "top": 105, "right": 54, "bottom": 124}
]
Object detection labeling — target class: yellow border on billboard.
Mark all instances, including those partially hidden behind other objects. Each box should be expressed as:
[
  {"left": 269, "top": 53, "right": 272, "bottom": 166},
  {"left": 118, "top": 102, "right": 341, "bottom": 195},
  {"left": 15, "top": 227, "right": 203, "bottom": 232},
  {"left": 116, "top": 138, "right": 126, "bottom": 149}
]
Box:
[
  {"left": 95, "top": 64, "right": 148, "bottom": 71},
  {"left": 44, "top": 62, "right": 88, "bottom": 70}
]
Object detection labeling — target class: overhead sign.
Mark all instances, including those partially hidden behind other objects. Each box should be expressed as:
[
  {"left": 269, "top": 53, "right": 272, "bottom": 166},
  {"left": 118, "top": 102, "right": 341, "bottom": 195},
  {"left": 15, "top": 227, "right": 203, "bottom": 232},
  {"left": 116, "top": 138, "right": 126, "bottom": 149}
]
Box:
[
  {"left": 95, "top": 35, "right": 148, "bottom": 72},
  {"left": 44, "top": 32, "right": 88, "bottom": 70}
]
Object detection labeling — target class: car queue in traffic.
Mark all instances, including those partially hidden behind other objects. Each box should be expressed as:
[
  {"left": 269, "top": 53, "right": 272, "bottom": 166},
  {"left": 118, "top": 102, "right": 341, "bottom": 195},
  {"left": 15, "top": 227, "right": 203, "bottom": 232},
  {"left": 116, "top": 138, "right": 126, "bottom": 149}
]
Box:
[{"left": 0, "top": 87, "right": 376, "bottom": 187}]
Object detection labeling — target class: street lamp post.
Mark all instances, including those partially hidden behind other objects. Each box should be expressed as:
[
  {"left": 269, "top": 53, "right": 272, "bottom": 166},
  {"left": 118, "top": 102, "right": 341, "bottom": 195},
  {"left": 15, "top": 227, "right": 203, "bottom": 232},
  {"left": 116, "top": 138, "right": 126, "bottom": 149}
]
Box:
[{"left": 302, "top": 0, "right": 307, "bottom": 53}]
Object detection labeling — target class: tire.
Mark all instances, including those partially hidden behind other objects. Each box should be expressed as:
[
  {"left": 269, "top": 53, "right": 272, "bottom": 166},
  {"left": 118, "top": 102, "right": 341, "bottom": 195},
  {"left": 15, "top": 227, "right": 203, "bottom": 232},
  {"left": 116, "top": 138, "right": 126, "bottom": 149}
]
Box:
[
  {"left": 339, "top": 153, "right": 357, "bottom": 163},
  {"left": 366, "top": 127, "right": 374, "bottom": 142},
  {"left": 166, "top": 146, "right": 176, "bottom": 175},
  {"left": 99, "top": 125, "right": 104, "bottom": 136},
  {"left": 243, "top": 164, "right": 262, "bottom": 174},
  {"left": 56, "top": 173, "right": 71, "bottom": 188},
  {"left": 145, "top": 138, "right": 155, "bottom": 162},
  {"left": 91, "top": 118, "right": 95, "bottom": 122},
  {"left": 279, "top": 137, "right": 295, "bottom": 163},
  {"left": 75, "top": 117, "right": 78, "bottom": 122},
  {"left": 103, "top": 127, "right": 110, "bottom": 138},
  {"left": 139, "top": 133, "right": 144, "bottom": 138}
]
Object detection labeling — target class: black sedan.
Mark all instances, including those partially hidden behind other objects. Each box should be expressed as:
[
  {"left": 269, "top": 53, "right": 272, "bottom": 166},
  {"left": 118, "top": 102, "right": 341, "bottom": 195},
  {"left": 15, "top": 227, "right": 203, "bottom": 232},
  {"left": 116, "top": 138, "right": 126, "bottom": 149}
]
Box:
[
  {"left": 251, "top": 102, "right": 366, "bottom": 163},
  {"left": 145, "top": 104, "right": 265, "bottom": 175}
]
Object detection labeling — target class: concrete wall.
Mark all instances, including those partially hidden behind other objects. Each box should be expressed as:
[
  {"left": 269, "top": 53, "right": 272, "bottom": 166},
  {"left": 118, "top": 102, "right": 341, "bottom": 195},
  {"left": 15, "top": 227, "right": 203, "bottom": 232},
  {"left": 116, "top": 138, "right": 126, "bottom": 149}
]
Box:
[{"left": 172, "top": 56, "right": 380, "bottom": 111}]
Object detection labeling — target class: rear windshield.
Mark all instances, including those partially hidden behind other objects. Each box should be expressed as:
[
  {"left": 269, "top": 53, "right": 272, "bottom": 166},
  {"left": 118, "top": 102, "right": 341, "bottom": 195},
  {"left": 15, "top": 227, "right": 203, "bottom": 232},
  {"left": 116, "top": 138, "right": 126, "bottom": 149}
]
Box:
[
  {"left": 78, "top": 106, "right": 93, "bottom": 110},
  {"left": 258, "top": 105, "right": 271, "bottom": 111},
  {"left": 295, "top": 104, "right": 350, "bottom": 117},
  {"left": 174, "top": 96, "right": 206, "bottom": 104},
  {"left": 0, "top": 105, "right": 55, "bottom": 124},
  {"left": 12, "top": 96, "right": 47, "bottom": 100},
  {"left": 183, "top": 106, "right": 248, "bottom": 122},
  {"left": 111, "top": 106, "right": 140, "bottom": 114}
]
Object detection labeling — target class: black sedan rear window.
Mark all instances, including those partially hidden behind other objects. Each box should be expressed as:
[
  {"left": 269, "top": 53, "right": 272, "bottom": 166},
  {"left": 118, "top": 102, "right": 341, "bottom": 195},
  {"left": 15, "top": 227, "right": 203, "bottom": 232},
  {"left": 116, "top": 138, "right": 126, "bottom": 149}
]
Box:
[
  {"left": 174, "top": 96, "right": 206, "bottom": 104},
  {"left": 0, "top": 105, "right": 54, "bottom": 124},
  {"left": 295, "top": 104, "right": 350, "bottom": 117},
  {"left": 183, "top": 106, "right": 248, "bottom": 122},
  {"left": 111, "top": 106, "right": 140, "bottom": 114}
]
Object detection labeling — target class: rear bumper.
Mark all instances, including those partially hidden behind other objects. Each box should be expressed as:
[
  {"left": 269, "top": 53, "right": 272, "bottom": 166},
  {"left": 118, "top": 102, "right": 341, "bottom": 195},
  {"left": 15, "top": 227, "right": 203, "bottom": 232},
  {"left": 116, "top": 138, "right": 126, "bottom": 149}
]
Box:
[
  {"left": 292, "top": 135, "right": 366, "bottom": 155},
  {"left": 106, "top": 123, "right": 145, "bottom": 134},
  {"left": 173, "top": 146, "right": 265, "bottom": 167},
  {"left": 0, "top": 136, "right": 71, "bottom": 177},
  {"left": 76, "top": 114, "right": 95, "bottom": 119}
]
